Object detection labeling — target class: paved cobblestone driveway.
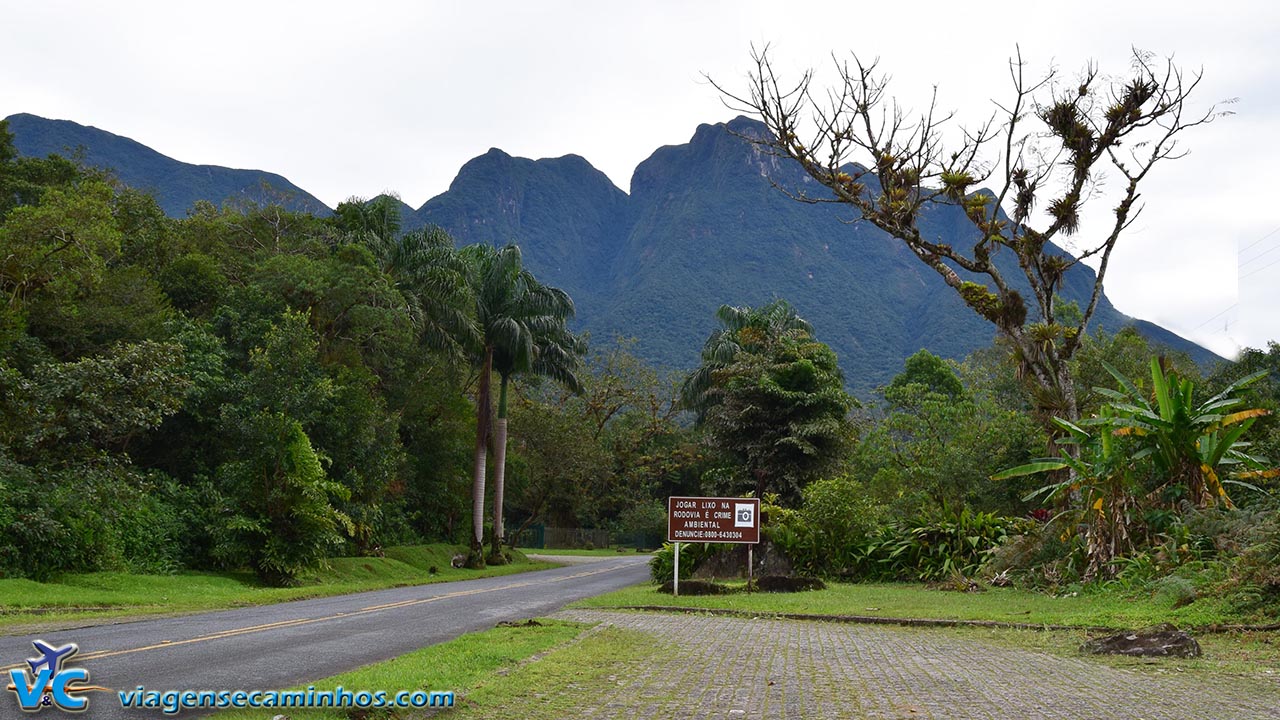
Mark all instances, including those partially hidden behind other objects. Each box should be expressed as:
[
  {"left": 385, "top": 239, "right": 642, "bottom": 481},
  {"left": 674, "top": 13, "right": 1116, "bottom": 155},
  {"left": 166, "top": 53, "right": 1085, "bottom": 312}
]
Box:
[{"left": 551, "top": 610, "right": 1280, "bottom": 719}]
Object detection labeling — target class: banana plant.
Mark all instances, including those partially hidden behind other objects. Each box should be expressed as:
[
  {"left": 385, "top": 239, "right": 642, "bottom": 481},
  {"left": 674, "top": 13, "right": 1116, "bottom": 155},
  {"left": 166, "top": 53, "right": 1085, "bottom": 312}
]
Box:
[
  {"left": 993, "top": 410, "right": 1144, "bottom": 580},
  {"left": 1098, "top": 357, "right": 1273, "bottom": 507}
]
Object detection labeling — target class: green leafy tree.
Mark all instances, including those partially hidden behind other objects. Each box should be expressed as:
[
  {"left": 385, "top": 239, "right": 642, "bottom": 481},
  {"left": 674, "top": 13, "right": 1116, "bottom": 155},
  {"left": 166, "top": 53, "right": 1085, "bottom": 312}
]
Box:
[
  {"left": 214, "top": 311, "right": 351, "bottom": 584},
  {"left": 885, "top": 349, "right": 964, "bottom": 402},
  {"left": 216, "top": 412, "right": 352, "bottom": 585},
  {"left": 684, "top": 301, "right": 854, "bottom": 502},
  {"left": 857, "top": 382, "right": 1044, "bottom": 516}
]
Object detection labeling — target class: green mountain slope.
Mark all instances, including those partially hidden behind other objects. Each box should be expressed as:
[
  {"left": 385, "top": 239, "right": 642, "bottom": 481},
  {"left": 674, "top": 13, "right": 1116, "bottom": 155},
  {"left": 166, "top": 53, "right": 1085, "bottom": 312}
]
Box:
[
  {"left": 417, "top": 116, "right": 1221, "bottom": 391},
  {"left": 7, "top": 113, "right": 330, "bottom": 216}
]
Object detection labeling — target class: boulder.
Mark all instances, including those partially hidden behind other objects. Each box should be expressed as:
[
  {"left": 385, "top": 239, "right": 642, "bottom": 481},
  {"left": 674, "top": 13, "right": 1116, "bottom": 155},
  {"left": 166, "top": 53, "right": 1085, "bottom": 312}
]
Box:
[
  {"left": 691, "top": 541, "right": 793, "bottom": 579},
  {"left": 1080, "top": 624, "right": 1201, "bottom": 658},
  {"left": 755, "top": 575, "right": 826, "bottom": 593},
  {"left": 658, "top": 579, "right": 730, "bottom": 596}
]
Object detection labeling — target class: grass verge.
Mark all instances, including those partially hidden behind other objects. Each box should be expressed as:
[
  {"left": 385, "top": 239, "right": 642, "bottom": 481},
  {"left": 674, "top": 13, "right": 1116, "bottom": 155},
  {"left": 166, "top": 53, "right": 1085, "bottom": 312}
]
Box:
[
  {"left": 214, "top": 619, "right": 592, "bottom": 720},
  {"left": 446, "top": 624, "right": 663, "bottom": 719},
  {"left": 573, "top": 580, "right": 1273, "bottom": 630},
  {"left": 0, "top": 545, "right": 557, "bottom": 632},
  {"left": 213, "top": 620, "right": 662, "bottom": 720}
]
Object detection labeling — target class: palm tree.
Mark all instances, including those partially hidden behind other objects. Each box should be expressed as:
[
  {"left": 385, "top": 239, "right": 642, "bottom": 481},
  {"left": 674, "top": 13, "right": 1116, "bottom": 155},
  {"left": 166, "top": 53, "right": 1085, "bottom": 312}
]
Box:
[
  {"left": 462, "top": 244, "right": 584, "bottom": 565},
  {"left": 679, "top": 299, "right": 813, "bottom": 418},
  {"left": 362, "top": 225, "right": 476, "bottom": 359}
]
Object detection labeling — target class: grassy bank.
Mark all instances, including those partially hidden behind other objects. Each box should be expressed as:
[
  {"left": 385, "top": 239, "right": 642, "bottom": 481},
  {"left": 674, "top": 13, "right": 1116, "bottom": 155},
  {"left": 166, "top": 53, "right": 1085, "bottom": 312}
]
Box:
[
  {"left": 0, "top": 545, "right": 556, "bottom": 631},
  {"left": 215, "top": 619, "right": 660, "bottom": 720},
  {"left": 573, "top": 581, "right": 1272, "bottom": 630}
]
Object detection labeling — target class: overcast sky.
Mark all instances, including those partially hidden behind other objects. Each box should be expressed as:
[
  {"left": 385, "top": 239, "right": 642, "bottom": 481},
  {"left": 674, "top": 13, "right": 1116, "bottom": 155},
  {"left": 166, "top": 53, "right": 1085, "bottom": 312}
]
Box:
[{"left": 4, "top": 0, "right": 1276, "bottom": 358}]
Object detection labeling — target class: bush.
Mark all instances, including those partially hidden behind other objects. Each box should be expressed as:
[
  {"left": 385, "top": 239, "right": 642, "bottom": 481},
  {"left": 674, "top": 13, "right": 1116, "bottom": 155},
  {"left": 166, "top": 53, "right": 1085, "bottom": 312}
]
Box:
[
  {"left": 648, "top": 542, "right": 723, "bottom": 583},
  {"left": 855, "top": 507, "right": 1019, "bottom": 582},
  {"left": 762, "top": 477, "right": 884, "bottom": 576},
  {"left": 0, "top": 454, "right": 186, "bottom": 579},
  {"left": 983, "top": 516, "right": 1085, "bottom": 588},
  {"left": 1152, "top": 576, "right": 1198, "bottom": 608}
]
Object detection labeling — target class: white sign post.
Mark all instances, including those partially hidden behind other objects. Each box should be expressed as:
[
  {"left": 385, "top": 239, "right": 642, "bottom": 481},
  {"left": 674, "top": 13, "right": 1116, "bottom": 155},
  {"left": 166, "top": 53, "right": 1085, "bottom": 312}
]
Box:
[{"left": 673, "top": 542, "right": 680, "bottom": 597}]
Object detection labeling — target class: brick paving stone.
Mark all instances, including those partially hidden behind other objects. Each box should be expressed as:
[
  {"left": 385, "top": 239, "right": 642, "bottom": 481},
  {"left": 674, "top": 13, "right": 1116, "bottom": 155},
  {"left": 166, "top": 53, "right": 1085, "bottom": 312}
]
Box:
[{"left": 543, "top": 609, "right": 1280, "bottom": 720}]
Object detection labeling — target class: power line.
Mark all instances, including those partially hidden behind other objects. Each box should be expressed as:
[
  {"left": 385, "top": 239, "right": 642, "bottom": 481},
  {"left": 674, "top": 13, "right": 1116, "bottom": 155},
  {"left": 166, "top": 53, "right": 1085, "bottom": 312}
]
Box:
[
  {"left": 1192, "top": 301, "right": 1233, "bottom": 330},
  {"left": 1240, "top": 224, "right": 1280, "bottom": 255},
  {"left": 1241, "top": 254, "right": 1280, "bottom": 281},
  {"left": 1241, "top": 239, "right": 1280, "bottom": 268}
]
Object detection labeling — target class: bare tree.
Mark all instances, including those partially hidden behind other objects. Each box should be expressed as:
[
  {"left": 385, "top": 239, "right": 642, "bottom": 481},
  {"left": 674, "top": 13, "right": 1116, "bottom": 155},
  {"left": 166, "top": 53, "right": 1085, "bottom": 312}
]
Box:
[{"left": 713, "top": 46, "right": 1225, "bottom": 427}]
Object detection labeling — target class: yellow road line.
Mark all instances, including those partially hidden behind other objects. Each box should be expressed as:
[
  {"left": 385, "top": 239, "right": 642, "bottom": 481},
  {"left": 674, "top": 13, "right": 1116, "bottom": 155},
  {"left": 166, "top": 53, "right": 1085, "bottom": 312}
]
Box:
[{"left": 1, "top": 562, "right": 630, "bottom": 672}]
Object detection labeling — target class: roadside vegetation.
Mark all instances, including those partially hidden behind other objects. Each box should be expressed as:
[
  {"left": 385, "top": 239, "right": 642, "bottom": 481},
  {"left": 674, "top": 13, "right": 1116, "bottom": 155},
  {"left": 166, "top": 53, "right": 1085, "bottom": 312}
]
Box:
[
  {"left": 0, "top": 123, "right": 702, "bottom": 591},
  {"left": 213, "top": 619, "right": 636, "bottom": 720},
  {"left": 0, "top": 545, "right": 551, "bottom": 630},
  {"left": 3, "top": 76, "right": 1280, "bottom": 636}
]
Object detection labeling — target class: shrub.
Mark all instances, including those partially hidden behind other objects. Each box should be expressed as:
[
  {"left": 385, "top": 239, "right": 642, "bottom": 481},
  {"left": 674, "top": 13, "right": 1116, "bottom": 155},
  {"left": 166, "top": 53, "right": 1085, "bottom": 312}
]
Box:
[
  {"left": 761, "top": 477, "right": 884, "bottom": 576},
  {"left": 648, "top": 542, "right": 723, "bottom": 583},
  {"left": 858, "top": 507, "right": 1019, "bottom": 582},
  {"left": 0, "top": 455, "right": 186, "bottom": 579}
]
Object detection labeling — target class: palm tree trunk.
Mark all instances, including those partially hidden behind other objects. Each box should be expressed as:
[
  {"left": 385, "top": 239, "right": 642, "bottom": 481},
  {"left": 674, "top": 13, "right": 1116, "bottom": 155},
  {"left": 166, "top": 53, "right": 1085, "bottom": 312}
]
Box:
[
  {"left": 468, "top": 349, "right": 493, "bottom": 568},
  {"left": 489, "top": 373, "right": 511, "bottom": 563}
]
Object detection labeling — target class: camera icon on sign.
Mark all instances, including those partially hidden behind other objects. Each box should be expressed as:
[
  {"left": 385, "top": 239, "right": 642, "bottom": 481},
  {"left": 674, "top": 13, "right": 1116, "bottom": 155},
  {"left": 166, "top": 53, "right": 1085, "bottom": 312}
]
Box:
[{"left": 733, "top": 503, "right": 754, "bottom": 528}]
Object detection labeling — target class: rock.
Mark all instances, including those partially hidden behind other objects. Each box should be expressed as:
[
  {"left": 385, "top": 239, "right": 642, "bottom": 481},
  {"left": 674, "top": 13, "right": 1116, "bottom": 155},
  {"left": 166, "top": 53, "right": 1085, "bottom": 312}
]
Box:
[
  {"left": 658, "top": 579, "right": 730, "bottom": 595},
  {"left": 755, "top": 575, "right": 826, "bottom": 593},
  {"left": 691, "top": 541, "right": 793, "bottom": 579},
  {"left": 1080, "top": 624, "right": 1201, "bottom": 658}
]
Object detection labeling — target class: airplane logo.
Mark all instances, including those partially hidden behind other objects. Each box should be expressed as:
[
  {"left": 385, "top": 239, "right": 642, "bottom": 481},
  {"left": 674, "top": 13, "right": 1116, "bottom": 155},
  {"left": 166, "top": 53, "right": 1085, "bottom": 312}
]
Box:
[
  {"left": 27, "top": 641, "right": 77, "bottom": 676},
  {"left": 6, "top": 639, "right": 110, "bottom": 712}
]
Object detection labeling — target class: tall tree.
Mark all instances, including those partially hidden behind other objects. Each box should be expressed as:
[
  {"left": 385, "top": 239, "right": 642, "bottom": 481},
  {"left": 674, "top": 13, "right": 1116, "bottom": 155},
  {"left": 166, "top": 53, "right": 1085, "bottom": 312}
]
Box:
[
  {"left": 681, "top": 300, "right": 814, "bottom": 419},
  {"left": 683, "top": 300, "right": 853, "bottom": 501},
  {"left": 716, "top": 47, "right": 1221, "bottom": 429},
  {"left": 462, "top": 244, "right": 583, "bottom": 565}
]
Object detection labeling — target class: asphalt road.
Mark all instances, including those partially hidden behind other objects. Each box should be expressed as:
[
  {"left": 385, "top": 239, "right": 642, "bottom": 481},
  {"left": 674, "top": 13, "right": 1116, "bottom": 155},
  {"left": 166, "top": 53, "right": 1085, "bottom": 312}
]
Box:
[{"left": 1, "top": 555, "right": 650, "bottom": 718}]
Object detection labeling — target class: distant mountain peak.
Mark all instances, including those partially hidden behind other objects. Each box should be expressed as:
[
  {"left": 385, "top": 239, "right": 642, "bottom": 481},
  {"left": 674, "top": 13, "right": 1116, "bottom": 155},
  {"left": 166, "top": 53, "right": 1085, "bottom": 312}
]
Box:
[{"left": 6, "top": 113, "right": 329, "bottom": 216}]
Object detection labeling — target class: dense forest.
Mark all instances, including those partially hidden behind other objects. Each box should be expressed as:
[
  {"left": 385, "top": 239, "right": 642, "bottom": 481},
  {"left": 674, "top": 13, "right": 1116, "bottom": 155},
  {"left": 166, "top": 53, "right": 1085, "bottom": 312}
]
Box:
[{"left": 3, "top": 117, "right": 1279, "bottom": 602}]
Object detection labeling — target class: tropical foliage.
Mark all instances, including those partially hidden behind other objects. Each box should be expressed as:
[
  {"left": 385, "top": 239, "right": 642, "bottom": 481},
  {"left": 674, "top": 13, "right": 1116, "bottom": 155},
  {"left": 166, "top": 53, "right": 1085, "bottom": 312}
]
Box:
[{"left": 682, "top": 300, "right": 854, "bottom": 502}]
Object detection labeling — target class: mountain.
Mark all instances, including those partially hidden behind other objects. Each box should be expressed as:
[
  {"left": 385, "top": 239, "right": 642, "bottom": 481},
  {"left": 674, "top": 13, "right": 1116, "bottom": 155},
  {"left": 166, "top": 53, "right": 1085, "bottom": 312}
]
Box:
[
  {"left": 417, "top": 149, "right": 632, "bottom": 315},
  {"left": 6, "top": 112, "right": 1221, "bottom": 391},
  {"left": 412, "top": 117, "right": 1221, "bottom": 390},
  {"left": 5, "top": 113, "right": 329, "bottom": 216}
]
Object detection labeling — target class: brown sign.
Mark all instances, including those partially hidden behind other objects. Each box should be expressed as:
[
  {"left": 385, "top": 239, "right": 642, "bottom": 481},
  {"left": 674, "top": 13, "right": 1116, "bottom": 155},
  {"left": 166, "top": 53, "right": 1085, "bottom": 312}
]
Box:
[{"left": 667, "top": 496, "right": 760, "bottom": 544}]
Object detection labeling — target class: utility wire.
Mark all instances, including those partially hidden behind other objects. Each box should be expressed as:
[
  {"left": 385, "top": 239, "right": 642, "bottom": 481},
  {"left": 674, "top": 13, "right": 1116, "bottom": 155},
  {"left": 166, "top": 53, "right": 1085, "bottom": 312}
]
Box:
[
  {"left": 1241, "top": 240, "right": 1280, "bottom": 268},
  {"left": 1190, "top": 304, "right": 1237, "bottom": 331},
  {"left": 1241, "top": 254, "right": 1280, "bottom": 281},
  {"left": 1240, "top": 225, "right": 1280, "bottom": 255}
]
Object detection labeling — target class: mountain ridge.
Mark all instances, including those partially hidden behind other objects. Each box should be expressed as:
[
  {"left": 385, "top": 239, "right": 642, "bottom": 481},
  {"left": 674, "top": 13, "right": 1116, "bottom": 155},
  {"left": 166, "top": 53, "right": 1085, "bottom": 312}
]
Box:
[
  {"left": 6, "top": 113, "right": 329, "bottom": 217},
  {"left": 6, "top": 112, "right": 1222, "bottom": 390}
]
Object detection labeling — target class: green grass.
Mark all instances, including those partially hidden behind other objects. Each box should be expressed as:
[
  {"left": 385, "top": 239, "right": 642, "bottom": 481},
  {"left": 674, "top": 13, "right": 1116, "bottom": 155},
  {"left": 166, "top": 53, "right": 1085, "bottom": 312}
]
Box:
[
  {"left": 0, "top": 545, "right": 557, "bottom": 631},
  {"left": 573, "top": 580, "right": 1268, "bottom": 630},
  {"left": 518, "top": 546, "right": 651, "bottom": 557},
  {"left": 211, "top": 619, "right": 662, "bottom": 720}
]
